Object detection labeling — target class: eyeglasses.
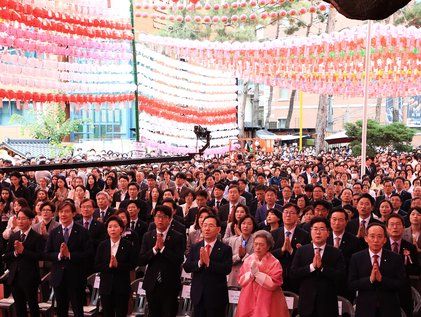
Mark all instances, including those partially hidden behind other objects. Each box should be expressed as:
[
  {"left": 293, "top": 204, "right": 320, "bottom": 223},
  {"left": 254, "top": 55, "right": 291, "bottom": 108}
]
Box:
[
  {"left": 154, "top": 215, "right": 169, "bottom": 220},
  {"left": 202, "top": 224, "right": 217, "bottom": 229},
  {"left": 283, "top": 211, "right": 297, "bottom": 215},
  {"left": 311, "top": 227, "right": 327, "bottom": 232}
]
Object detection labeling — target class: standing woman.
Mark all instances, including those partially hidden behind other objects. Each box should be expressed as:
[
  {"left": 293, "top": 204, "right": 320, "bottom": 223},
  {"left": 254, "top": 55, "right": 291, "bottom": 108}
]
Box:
[
  {"left": 86, "top": 174, "right": 101, "bottom": 202},
  {"left": 52, "top": 176, "right": 69, "bottom": 205},
  {"left": 378, "top": 200, "right": 393, "bottom": 223},
  {"left": 227, "top": 215, "right": 257, "bottom": 287},
  {"left": 95, "top": 215, "right": 136, "bottom": 317},
  {"left": 9, "top": 172, "right": 32, "bottom": 207},
  {"left": 48, "top": 175, "right": 58, "bottom": 200},
  {"left": 3, "top": 198, "right": 30, "bottom": 240},
  {"left": 0, "top": 187, "right": 14, "bottom": 233},
  {"left": 235, "top": 230, "right": 289, "bottom": 317},
  {"left": 223, "top": 204, "right": 249, "bottom": 243}
]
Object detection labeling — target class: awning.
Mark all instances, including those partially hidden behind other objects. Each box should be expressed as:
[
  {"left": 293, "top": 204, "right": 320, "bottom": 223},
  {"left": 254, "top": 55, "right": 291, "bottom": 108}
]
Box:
[
  {"left": 255, "top": 130, "right": 309, "bottom": 141},
  {"left": 325, "top": 131, "right": 355, "bottom": 144}
]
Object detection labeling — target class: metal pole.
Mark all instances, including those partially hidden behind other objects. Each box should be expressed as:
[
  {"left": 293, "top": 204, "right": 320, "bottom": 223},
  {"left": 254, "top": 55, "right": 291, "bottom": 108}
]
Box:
[
  {"left": 299, "top": 91, "right": 303, "bottom": 151},
  {"left": 129, "top": 0, "right": 140, "bottom": 142},
  {"left": 360, "top": 20, "right": 373, "bottom": 178}
]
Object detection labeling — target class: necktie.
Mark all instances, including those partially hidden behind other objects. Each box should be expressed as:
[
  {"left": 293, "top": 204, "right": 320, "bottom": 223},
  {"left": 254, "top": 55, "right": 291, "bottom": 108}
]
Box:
[
  {"left": 216, "top": 201, "right": 220, "bottom": 209},
  {"left": 285, "top": 231, "right": 291, "bottom": 238},
  {"left": 372, "top": 254, "right": 379, "bottom": 267},
  {"left": 315, "top": 247, "right": 321, "bottom": 256},
  {"left": 205, "top": 244, "right": 211, "bottom": 257},
  {"left": 392, "top": 242, "right": 399, "bottom": 254},
  {"left": 63, "top": 227, "right": 69, "bottom": 244},
  {"left": 100, "top": 211, "right": 105, "bottom": 219},
  {"left": 130, "top": 221, "right": 135, "bottom": 230},
  {"left": 360, "top": 219, "right": 367, "bottom": 236},
  {"left": 84, "top": 221, "right": 89, "bottom": 230},
  {"left": 20, "top": 232, "right": 26, "bottom": 242},
  {"left": 334, "top": 237, "right": 341, "bottom": 248},
  {"left": 177, "top": 188, "right": 181, "bottom": 195}
]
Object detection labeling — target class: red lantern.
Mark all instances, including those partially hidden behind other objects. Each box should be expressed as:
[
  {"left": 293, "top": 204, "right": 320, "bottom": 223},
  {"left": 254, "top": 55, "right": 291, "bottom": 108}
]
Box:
[{"left": 189, "top": 0, "right": 199, "bottom": 4}]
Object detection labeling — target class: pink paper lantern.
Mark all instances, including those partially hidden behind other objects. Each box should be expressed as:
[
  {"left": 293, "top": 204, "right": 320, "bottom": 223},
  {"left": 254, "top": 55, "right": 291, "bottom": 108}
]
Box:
[{"left": 212, "top": 16, "right": 220, "bottom": 22}]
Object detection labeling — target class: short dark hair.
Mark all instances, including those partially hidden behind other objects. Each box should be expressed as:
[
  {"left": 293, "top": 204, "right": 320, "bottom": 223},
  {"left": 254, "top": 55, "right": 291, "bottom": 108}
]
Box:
[
  {"left": 153, "top": 205, "right": 172, "bottom": 218},
  {"left": 128, "top": 182, "right": 140, "bottom": 190},
  {"left": 366, "top": 222, "right": 388, "bottom": 237},
  {"left": 390, "top": 193, "right": 402, "bottom": 202},
  {"left": 106, "top": 215, "right": 125, "bottom": 229},
  {"left": 196, "top": 190, "right": 208, "bottom": 199},
  {"left": 283, "top": 202, "right": 300, "bottom": 214},
  {"left": 254, "top": 184, "right": 267, "bottom": 192},
  {"left": 313, "top": 200, "right": 333, "bottom": 212},
  {"left": 126, "top": 200, "right": 140, "bottom": 209},
  {"left": 80, "top": 198, "right": 95, "bottom": 207},
  {"left": 310, "top": 216, "right": 330, "bottom": 229},
  {"left": 238, "top": 215, "right": 258, "bottom": 233},
  {"left": 357, "top": 193, "right": 375, "bottom": 206},
  {"left": 175, "top": 172, "right": 186, "bottom": 179},
  {"left": 118, "top": 175, "right": 129, "bottom": 181},
  {"left": 203, "top": 214, "right": 221, "bottom": 227},
  {"left": 18, "top": 207, "right": 35, "bottom": 219},
  {"left": 330, "top": 207, "right": 349, "bottom": 221},
  {"left": 214, "top": 183, "right": 225, "bottom": 191},
  {"left": 265, "top": 186, "right": 277, "bottom": 195},
  {"left": 57, "top": 200, "right": 77, "bottom": 213},
  {"left": 147, "top": 173, "right": 157, "bottom": 180},
  {"left": 385, "top": 213, "right": 405, "bottom": 227},
  {"left": 40, "top": 201, "right": 55, "bottom": 213},
  {"left": 162, "top": 198, "right": 177, "bottom": 210}
]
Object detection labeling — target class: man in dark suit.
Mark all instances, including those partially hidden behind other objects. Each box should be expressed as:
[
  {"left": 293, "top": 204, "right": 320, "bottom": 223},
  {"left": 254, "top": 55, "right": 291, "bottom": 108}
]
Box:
[
  {"left": 45, "top": 201, "right": 93, "bottom": 317},
  {"left": 291, "top": 217, "right": 346, "bottom": 317},
  {"left": 173, "top": 172, "right": 192, "bottom": 204},
  {"left": 238, "top": 179, "right": 254, "bottom": 206},
  {"left": 139, "top": 205, "right": 185, "bottom": 317},
  {"left": 93, "top": 191, "right": 115, "bottom": 222},
  {"left": 112, "top": 175, "right": 130, "bottom": 208},
  {"left": 385, "top": 214, "right": 420, "bottom": 317},
  {"left": 300, "top": 164, "right": 313, "bottom": 185},
  {"left": 184, "top": 215, "right": 232, "bottom": 317},
  {"left": 375, "top": 178, "right": 394, "bottom": 208},
  {"left": 78, "top": 198, "right": 106, "bottom": 272},
  {"left": 139, "top": 173, "right": 158, "bottom": 201},
  {"left": 349, "top": 223, "right": 406, "bottom": 317},
  {"left": 207, "top": 183, "right": 228, "bottom": 210},
  {"left": 364, "top": 157, "right": 377, "bottom": 180},
  {"left": 118, "top": 182, "right": 149, "bottom": 217},
  {"left": 247, "top": 184, "right": 266, "bottom": 217},
  {"left": 255, "top": 187, "right": 283, "bottom": 225},
  {"left": 217, "top": 185, "right": 245, "bottom": 234},
  {"left": 327, "top": 207, "right": 361, "bottom": 300},
  {"left": 126, "top": 200, "right": 148, "bottom": 245},
  {"left": 271, "top": 203, "right": 310, "bottom": 292},
  {"left": 346, "top": 194, "right": 382, "bottom": 246},
  {"left": 148, "top": 198, "right": 186, "bottom": 237},
  {"left": 4, "top": 208, "right": 44, "bottom": 317},
  {"left": 394, "top": 177, "right": 412, "bottom": 203},
  {"left": 185, "top": 190, "right": 209, "bottom": 228}
]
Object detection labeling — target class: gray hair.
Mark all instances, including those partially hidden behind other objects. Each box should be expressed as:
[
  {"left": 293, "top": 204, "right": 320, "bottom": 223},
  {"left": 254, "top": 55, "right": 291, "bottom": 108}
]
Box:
[
  {"left": 253, "top": 230, "right": 274, "bottom": 249},
  {"left": 96, "top": 191, "right": 111, "bottom": 201}
]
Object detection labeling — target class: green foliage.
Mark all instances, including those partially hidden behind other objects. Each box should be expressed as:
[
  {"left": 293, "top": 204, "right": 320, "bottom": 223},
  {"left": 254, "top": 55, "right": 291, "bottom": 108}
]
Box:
[
  {"left": 394, "top": 2, "right": 421, "bottom": 27},
  {"left": 9, "top": 104, "right": 87, "bottom": 145},
  {"left": 344, "top": 119, "right": 415, "bottom": 156}
]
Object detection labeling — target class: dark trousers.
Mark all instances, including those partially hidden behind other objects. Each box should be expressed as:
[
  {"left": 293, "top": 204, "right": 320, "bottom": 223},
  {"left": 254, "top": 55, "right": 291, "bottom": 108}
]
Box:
[
  {"left": 146, "top": 285, "right": 179, "bottom": 317},
  {"left": 54, "top": 273, "right": 85, "bottom": 317},
  {"left": 101, "top": 291, "right": 130, "bottom": 317},
  {"left": 12, "top": 282, "right": 39, "bottom": 317},
  {"left": 193, "top": 304, "right": 227, "bottom": 317}
]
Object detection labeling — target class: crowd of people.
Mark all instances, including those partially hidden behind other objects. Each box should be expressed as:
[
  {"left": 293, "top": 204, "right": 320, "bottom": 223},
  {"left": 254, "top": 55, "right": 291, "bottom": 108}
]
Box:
[{"left": 0, "top": 146, "right": 420, "bottom": 317}]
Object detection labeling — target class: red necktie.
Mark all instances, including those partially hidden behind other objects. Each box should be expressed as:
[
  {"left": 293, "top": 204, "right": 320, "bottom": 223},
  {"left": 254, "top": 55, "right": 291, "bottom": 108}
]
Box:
[
  {"left": 205, "top": 244, "right": 211, "bottom": 257},
  {"left": 372, "top": 254, "right": 379, "bottom": 267},
  {"left": 334, "top": 237, "right": 341, "bottom": 248},
  {"left": 392, "top": 242, "right": 399, "bottom": 254}
]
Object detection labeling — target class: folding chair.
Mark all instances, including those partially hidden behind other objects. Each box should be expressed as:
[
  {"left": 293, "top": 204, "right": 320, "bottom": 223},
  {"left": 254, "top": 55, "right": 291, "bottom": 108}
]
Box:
[
  {"left": 177, "top": 282, "right": 193, "bottom": 317},
  {"left": 283, "top": 290, "right": 299, "bottom": 317},
  {"left": 38, "top": 272, "right": 54, "bottom": 317},
  {"left": 130, "top": 278, "right": 147, "bottom": 317},
  {"left": 411, "top": 286, "right": 421, "bottom": 316},
  {"left": 0, "top": 270, "right": 14, "bottom": 317},
  {"left": 337, "top": 295, "right": 355, "bottom": 317},
  {"left": 226, "top": 287, "right": 241, "bottom": 317},
  {"left": 69, "top": 272, "right": 101, "bottom": 316}
]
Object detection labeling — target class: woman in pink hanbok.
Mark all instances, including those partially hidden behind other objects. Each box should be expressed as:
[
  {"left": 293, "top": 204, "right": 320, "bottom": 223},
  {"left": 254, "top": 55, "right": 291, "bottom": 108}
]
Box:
[{"left": 235, "top": 230, "right": 289, "bottom": 317}]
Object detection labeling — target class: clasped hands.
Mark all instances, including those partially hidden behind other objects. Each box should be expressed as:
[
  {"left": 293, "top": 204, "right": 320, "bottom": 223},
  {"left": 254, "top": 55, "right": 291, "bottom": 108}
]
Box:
[
  {"left": 60, "top": 243, "right": 70, "bottom": 259},
  {"left": 14, "top": 240, "right": 24, "bottom": 255},
  {"left": 312, "top": 252, "right": 322, "bottom": 270},
  {"left": 109, "top": 255, "right": 118, "bottom": 268},
  {"left": 199, "top": 247, "right": 210, "bottom": 267},
  {"left": 370, "top": 262, "right": 382, "bottom": 283}
]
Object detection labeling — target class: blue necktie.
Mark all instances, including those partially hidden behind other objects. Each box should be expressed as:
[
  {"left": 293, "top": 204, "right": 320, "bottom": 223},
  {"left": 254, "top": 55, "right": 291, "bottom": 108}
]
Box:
[{"left": 63, "top": 227, "right": 69, "bottom": 244}]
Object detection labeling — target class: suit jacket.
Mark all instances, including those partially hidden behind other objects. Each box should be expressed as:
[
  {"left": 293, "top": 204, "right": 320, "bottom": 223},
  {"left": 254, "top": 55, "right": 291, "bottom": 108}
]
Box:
[
  {"left": 112, "top": 190, "right": 129, "bottom": 208},
  {"left": 207, "top": 198, "right": 228, "bottom": 210},
  {"left": 129, "top": 219, "right": 148, "bottom": 246},
  {"left": 346, "top": 215, "right": 382, "bottom": 236},
  {"left": 3, "top": 229, "right": 44, "bottom": 286},
  {"left": 271, "top": 226, "right": 310, "bottom": 291},
  {"left": 93, "top": 206, "right": 115, "bottom": 223},
  {"left": 240, "top": 191, "right": 254, "bottom": 206},
  {"left": 183, "top": 239, "right": 232, "bottom": 308},
  {"left": 44, "top": 223, "right": 94, "bottom": 288},
  {"left": 349, "top": 249, "right": 406, "bottom": 317},
  {"left": 148, "top": 219, "right": 186, "bottom": 237},
  {"left": 139, "top": 228, "right": 185, "bottom": 294},
  {"left": 255, "top": 203, "right": 283, "bottom": 224},
  {"left": 32, "top": 219, "right": 60, "bottom": 239},
  {"left": 118, "top": 198, "right": 148, "bottom": 215},
  {"left": 290, "top": 244, "right": 346, "bottom": 317},
  {"left": 394, "top": 190, "right": 412, "bottom": 204},
  {"left": 184, "top": 207, "right": 199, "bottom": 229},
  {"left": 94, "top": 238, "right": 136, "bottom": 295},
  {"left": 327, "top": 231, "right": 362, "bottom": 268},
  {"left": 76, "top": 219, "right": 107, "bottom": 252}
]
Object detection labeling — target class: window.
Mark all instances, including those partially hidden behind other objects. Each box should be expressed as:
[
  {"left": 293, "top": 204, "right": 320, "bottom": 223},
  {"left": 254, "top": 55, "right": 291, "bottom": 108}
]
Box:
[
  {"left": 278, "top": 119, "right": 287, "bottom": 128},
  {"left": 278, "top": 88, "right": 290, "bottom": 101}
]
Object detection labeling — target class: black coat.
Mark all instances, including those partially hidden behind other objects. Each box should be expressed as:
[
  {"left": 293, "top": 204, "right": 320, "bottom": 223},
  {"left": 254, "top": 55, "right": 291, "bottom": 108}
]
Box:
[
  {"left": 44, "top": 223, "right": 94, "bottom": 288},
  {"left": 76, "top": 219, "right": 107, "bottom": 253},
  {"left": 148, "top": 219, "right": 186, "bottom": 237},
  {"left": 93, "top": 207, "right": 115, "bottom": 223},
  {"left": 129, "top": 219, "right": 148, "bottom": 246},
  {"left": 290, "top": 244, "right": 346, "bottom": 317},
  {"left": 139, "top": 229, "right": 185, "bottom": 294},
  {"left": 271, "top": 226, "right": 311, "bottom": 291},
  {"left": 94, "top": 238, "right": 136, "bottom": 295},
  {"left": 326, "top": 231, "right": 362, "bottom": 268},
  {"left": 349, "top": 248, "right": 406, "bottom": 317},
  {"left": 183, "top": 240, "right": 232, "bottom": 308},
  {"left": 3, "top": 229, "right": 44, "bottom": 287}
]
